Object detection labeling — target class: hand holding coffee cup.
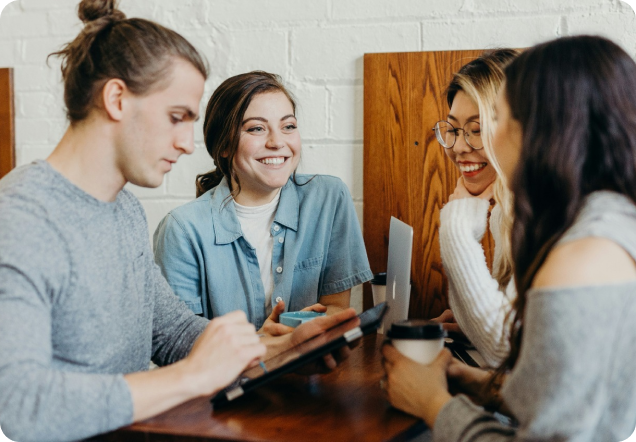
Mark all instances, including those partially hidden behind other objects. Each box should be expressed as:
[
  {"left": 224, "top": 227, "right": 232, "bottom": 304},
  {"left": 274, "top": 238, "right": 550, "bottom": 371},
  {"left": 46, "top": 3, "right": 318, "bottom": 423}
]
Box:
[{"left": 386, "top": 320, "right": 446, "bottom": 365}]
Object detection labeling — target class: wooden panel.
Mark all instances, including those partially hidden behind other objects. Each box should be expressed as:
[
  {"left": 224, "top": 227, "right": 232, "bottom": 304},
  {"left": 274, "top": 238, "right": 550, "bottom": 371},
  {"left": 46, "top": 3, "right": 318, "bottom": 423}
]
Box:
[
  {"left": 363, "top": 50, "right": 494, "bottom": 319},
  {"left": 0, "top": 68, "right": 15, "bottom": 179}
]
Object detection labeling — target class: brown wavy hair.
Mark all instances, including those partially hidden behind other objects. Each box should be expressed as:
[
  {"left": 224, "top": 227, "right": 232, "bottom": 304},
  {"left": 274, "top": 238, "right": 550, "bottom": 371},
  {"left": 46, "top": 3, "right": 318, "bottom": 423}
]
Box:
[
  {"left": 196, "top": 71, "right": 298, "bottom": 198},
  {"left": 49, "top": 0, "right": 208, "bottom": 124},
  {"left": 498, "top": 35, "right": 636, "bottom": 377}
]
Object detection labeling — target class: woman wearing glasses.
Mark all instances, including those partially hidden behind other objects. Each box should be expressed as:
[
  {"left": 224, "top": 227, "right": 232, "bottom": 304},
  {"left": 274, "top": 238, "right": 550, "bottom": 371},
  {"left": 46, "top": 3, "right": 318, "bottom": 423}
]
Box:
[
  {"left": 432, "top": 49, "right": 518, "bottom": 367},
  {"left": 383, "top": 34, "right": 636, "bottom": 442}
]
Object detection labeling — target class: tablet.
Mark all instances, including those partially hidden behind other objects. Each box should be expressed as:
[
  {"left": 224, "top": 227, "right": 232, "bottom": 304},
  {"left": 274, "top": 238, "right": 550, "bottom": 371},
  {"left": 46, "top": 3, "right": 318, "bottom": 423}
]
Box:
[{"left": 211, "top": 302, "right": 388, "bottom": 407}]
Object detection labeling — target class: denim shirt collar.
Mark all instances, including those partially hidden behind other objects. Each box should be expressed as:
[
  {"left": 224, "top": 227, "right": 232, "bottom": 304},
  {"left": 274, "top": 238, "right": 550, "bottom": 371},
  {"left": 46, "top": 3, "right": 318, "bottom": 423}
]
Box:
[{"left": 209, "top": 177, "right": 299, "bottom": 245}]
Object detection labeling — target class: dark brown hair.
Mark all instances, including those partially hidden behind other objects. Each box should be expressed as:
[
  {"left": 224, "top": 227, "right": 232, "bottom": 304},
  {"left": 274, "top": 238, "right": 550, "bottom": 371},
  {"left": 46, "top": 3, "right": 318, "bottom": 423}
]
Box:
[
  {"left": 499, "top": 36, "right": 636, "bottom": 374},
  {"left": 196, "top": 71, "right": 297, "bottom": 198},
  {"left": 50, "top": 0, "right": 208, "bottom": 123}
]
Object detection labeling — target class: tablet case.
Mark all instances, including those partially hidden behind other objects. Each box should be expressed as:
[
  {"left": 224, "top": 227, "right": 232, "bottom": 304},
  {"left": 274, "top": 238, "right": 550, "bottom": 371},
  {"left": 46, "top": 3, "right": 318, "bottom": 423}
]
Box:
[{"left": 211, "top": 302, "right": 388, "bottom": 407}]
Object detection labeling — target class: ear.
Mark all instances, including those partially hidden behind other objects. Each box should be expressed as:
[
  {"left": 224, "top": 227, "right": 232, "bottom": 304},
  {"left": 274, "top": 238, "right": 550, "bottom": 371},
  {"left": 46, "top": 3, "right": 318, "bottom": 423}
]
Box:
[{"left": 101, "top": 78, "right": 128, "bottom": 122}]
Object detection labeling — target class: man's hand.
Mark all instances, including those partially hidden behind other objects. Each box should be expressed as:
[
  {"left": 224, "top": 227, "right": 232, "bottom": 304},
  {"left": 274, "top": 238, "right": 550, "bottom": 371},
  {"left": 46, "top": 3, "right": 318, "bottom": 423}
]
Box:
[{"left": 183, "top": 310, "right": 266, "bottom": 397}]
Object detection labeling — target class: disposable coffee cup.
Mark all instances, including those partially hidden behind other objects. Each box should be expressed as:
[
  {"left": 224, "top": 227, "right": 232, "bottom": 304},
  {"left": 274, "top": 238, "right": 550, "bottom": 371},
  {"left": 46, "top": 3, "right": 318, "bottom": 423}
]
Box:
[
  {"left": 370, "top": 272, "right": 387, "bottom": 306},
  {"left": 371, "top": 272, "right": 412, "bottom": 334},
  {"left": 387, "top": 320, "right": 446, "bottom": 365}
]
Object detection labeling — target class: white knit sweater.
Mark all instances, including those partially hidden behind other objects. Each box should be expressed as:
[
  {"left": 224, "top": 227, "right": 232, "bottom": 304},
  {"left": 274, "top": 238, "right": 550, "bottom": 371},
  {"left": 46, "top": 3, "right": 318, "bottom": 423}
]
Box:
[{"left": 439, "top": 197, "right": 515, "bottom": 367}]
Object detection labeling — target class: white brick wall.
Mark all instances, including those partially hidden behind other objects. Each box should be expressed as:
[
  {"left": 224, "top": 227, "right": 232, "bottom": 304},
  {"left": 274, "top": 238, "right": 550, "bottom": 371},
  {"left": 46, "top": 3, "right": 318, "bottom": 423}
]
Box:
[{"left": 0, "top": 0, "right": 635, "bottom": 312}]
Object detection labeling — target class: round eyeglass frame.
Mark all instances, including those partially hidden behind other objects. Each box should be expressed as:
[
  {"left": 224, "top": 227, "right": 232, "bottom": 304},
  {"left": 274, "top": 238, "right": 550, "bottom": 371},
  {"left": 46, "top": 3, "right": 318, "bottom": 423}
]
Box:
[{"left": 432, "top": 120, "right": 483, "bottom": 150}]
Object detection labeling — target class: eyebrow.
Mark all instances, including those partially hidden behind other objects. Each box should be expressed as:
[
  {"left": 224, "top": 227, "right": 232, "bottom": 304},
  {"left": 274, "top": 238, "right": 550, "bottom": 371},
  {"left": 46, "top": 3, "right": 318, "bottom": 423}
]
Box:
[
  {"left": 172, "top": 106, "right": 199, "bottom": 122},
  {"left": 447, "top": 114, "right": 480, "bottom": 123},
  {"left": 242, "top": 114, "right": 297, "bottom": 125}
]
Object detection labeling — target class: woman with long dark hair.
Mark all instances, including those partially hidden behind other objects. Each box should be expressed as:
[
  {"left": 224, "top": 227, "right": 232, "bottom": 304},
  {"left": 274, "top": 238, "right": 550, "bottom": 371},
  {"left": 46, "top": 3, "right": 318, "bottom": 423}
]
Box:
[
  {"left": 154, "top": 71, "right": 372, "bottom": 334},
  {"left": 383, "top": 35, "right": 636, "bottom": 440}
]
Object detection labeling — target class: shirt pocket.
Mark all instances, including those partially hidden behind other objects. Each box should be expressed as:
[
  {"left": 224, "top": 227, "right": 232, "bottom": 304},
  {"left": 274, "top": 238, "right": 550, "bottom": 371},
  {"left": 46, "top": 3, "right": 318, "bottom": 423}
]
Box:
[{"left": 291, "top": 254, "right": 324, "bottom": 308}]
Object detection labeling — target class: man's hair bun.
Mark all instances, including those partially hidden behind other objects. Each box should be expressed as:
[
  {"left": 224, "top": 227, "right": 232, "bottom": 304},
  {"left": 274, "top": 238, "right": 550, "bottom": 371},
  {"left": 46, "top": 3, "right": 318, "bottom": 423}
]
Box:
[{"left": 78, "top": 0, "right": 125, "bottom": 24}]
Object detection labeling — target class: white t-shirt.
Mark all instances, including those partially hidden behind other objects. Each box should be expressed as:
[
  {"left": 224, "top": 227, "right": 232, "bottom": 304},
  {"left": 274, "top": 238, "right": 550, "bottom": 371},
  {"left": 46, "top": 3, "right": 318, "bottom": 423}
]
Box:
[{"left": 234, "top": 192, "right": 281, "bottom": 314}]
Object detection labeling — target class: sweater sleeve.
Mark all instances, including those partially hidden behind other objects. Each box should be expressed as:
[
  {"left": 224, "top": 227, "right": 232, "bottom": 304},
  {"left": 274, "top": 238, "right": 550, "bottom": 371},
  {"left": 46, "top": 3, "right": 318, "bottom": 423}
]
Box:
[
  {"left": 434, "top": 283, "right": 636, "bottom": 442},
  {"left": 0, "top": 214, "right": 133, "bottom": 442},
  {"left": 439, "top": 198, "right": 511, "bottom": 367}
]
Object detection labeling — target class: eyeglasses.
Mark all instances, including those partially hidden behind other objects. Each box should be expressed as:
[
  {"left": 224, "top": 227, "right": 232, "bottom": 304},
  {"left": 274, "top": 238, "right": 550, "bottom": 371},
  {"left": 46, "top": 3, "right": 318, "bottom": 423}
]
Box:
[{"left": 432, "top": 120, "right": 483, "bottom": 150}]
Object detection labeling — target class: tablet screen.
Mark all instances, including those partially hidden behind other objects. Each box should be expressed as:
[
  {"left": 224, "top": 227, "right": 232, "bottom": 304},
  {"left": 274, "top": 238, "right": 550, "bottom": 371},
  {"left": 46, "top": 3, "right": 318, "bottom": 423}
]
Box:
[{"left": 213, "top": 302, "right": 387, "bottom": 405}]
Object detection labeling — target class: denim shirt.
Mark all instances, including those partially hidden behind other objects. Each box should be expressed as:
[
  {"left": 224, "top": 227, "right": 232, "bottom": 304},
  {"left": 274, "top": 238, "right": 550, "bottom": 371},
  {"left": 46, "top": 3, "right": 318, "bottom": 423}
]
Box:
[{"left": 153, "top": 174, "right": 373, "bottom": 329}]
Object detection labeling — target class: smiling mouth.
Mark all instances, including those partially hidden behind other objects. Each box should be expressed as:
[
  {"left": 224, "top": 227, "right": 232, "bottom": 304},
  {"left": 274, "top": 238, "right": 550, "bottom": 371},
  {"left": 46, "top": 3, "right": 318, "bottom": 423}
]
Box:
[
  {"left": 458, "top": 162, "right": 487, "bottom": 173},
  {"left": 258, "top": 157, "right": 287, "bottom": 165}
]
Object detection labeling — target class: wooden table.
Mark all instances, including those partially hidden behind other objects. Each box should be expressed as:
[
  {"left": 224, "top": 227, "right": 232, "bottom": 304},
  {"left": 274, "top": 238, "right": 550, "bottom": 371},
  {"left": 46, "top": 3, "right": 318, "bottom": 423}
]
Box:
[{"left": 103, "top": 334, "right": 428, "bottom": 442}]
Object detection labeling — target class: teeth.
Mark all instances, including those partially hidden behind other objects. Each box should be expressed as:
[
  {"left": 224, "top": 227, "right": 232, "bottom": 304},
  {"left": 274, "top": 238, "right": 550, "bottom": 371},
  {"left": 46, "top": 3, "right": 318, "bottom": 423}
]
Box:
[
  {"left": 259, "top": 157, "right": 285, "bottom": 165},
  {"left": 459, "top": 163, "right": 486, "bottom": 173}
]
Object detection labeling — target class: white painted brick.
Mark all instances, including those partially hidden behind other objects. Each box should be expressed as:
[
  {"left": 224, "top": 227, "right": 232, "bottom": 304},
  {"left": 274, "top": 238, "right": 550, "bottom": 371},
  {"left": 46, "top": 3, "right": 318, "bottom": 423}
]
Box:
[
  {"left": 15, "top": 118, "right": 51, "bottom": 144},
  {"left": 286, "top": 83, "right": 328, "bottom": 141},
  {"left": 565, "top": 11, "right": 636, "bottom": 53},
  {"left": 20, "top": 0, "right": 78, "bottom": 10},
  {"left": 332, "top": 0, "right": 464, "bottom": 20},
  {"left": 205, "top": 1, "right": 328, "bottom": 24},
  {"left": 0, "top": 10, "right": 48, "bottom": 38},
  {"left": 0, "top": 40, "right": 15, "bottom": 66},
  {"left": 421, "top": 15, "right": 561, "bottom": 51},
  {"left": 141, "top": 199, "right": 193, "bottom": 246},
  {"left": 166, "top": 146, "right": 214, "bottom": 197},
  {"left": 292, "top": 24, "right": 420, "bottom": 81},
  {"left": 329, "top": 85, "right": 362, "bottom": 141},
  {"left": 225, "top": 29, "right": 288, "bottom": 77},
  {"left": 151, "top": 0, "right": 213, "bottom": 30},
  {"left": 186, "top": 30, "right": 232, "bottom": 83},
  {"left": 48, "top": 9, "right": 81, "bottom": 36},
  {"left": 297, "top": 143, "right": 363, "bottom": 200},
  {"left": 16, "top": 91, "right": 64, "bottom": 118},
  {"left": 13, "top": 64, "right": 62, "bottom": 91},
  {"left": 15, "top": 145, "right": 54, "bottom": 166},
  {"left": 22, "top": 36, "right": 68, "bottom": 64},
  {"left": 471, "top": 0, "right": 605, "bottom": 13},
  {"left": 125, "top": 181, "right": 166, "bottom": 200},
  {"left": 48, "top": 118, "right": 68, "bottom": 143},
  {"left": 0, "top": 1, "right": 20, "bottom": 15}
]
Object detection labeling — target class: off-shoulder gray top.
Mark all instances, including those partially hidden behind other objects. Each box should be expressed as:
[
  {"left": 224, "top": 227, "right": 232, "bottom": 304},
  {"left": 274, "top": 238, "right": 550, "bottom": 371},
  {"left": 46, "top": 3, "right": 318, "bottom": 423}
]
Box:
[{"left": 434, "top": 191, "right": 636, "bottom": 442}]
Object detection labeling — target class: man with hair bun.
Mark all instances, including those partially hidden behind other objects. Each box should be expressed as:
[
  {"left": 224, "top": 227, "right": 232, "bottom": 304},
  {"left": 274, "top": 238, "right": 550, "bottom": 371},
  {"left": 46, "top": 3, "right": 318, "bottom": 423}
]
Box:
[{"left": 0, "top": 1, "right": 356, "bottom": 441}]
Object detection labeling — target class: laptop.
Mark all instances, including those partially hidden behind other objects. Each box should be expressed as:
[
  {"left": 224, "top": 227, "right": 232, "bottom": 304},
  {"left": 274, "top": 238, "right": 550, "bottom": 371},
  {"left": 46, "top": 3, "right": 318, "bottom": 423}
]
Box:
[{"left": 382, "top": 217, "right": 414, "bottom": 332}]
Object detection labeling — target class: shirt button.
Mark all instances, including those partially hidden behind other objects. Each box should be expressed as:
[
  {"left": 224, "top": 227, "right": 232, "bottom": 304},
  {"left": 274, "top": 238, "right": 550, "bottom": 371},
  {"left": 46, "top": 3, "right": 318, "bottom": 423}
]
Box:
[
  {"left": 278, "top": 237, "right": 284, "bottom": 244},
  {"left": 275, "top": 296, "right": 283, "bottom": 304},
  {"left": 273, "top": 225, "right": 280, "bottom": 232},
  {"left": 276, "top": 266, "right": 283, "bottom": 274}
]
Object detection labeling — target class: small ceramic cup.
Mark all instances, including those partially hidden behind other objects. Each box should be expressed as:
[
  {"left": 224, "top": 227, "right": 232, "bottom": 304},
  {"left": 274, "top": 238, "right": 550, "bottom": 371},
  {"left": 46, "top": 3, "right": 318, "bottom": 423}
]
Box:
[
  {"left": 386, "top": 320, "right": 446, "bottom": 364},
  {"left": 279, "top": 311, "right": 326, "bottom": 328}
]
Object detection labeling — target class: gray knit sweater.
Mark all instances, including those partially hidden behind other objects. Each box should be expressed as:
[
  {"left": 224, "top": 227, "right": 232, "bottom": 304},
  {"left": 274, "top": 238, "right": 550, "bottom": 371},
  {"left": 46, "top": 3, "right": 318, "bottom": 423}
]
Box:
[
  {"left": 435, "top": 191, "right": 636, "bottom": 441},
  {"left": 0, "top": 161, "right": 208, "bottom": 442}
]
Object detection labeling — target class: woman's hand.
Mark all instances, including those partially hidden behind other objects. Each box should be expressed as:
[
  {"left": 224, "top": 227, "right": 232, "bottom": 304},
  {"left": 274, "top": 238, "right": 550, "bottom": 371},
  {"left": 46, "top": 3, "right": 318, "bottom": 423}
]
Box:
[
  {"left": 259, "top": 301, "right": 328, "bottom": 337},
  {"left": 430, "top": 309, "right": 462, "bottom": 335},
  {"left": 449, "top": 177, "right": 495, "bottom": 202},
  {"left": 381, "top": 344, "right": 453, "bottom": 428}
]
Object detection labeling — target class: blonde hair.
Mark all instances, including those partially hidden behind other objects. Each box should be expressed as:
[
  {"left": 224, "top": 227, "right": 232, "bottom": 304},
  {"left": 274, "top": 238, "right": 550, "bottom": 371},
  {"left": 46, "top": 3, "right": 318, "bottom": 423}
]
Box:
[{"left": 446, "top": 49, "right": 519, "bottom": 290}]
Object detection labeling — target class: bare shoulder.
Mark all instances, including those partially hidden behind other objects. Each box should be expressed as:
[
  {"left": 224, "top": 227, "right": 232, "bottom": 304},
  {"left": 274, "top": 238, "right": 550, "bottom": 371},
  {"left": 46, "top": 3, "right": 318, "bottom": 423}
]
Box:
[{"left": 532, "top": 237, "right": 636, "bottom": 289}]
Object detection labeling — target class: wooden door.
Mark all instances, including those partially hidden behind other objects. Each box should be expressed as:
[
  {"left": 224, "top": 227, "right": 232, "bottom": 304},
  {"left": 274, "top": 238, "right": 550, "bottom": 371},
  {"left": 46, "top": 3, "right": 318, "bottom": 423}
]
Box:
[
  {"left": 0, "top": 68, "right": 15, "bottom": 180},
  {"left": 363, "top": 50, "right": 495, "bottom": 319}
]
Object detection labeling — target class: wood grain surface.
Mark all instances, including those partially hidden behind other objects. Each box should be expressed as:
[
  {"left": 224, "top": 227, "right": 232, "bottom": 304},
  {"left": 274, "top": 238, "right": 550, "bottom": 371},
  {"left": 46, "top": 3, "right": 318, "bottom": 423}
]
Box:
[
  {"left": 363, "top": 50, "right": 495, "bottom": 319},
  {"left": 0, "top": 68, "right": 14, "bottom": 180},
  {"left": 102, "top": 335, "right": 426, "bottom": 442}
]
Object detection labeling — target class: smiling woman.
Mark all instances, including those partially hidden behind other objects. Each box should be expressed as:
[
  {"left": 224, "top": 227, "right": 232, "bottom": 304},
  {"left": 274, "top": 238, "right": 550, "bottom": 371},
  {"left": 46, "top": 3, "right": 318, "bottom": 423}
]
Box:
[{"left": 153, "top": 71, "right": 373, "bottom": 334}]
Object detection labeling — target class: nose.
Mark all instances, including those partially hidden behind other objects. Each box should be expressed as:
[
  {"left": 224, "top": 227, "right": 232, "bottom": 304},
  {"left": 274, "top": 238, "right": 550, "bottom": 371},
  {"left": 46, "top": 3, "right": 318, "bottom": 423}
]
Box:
[
  {"left": 266, "top": 130, "right": 285, "bottom": 149},
  {"left": 452, "top": 131, "right": 472, "bottom": 155},
  {"left": 175, "top": 125, "right": 195, "bottom": 155}
]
